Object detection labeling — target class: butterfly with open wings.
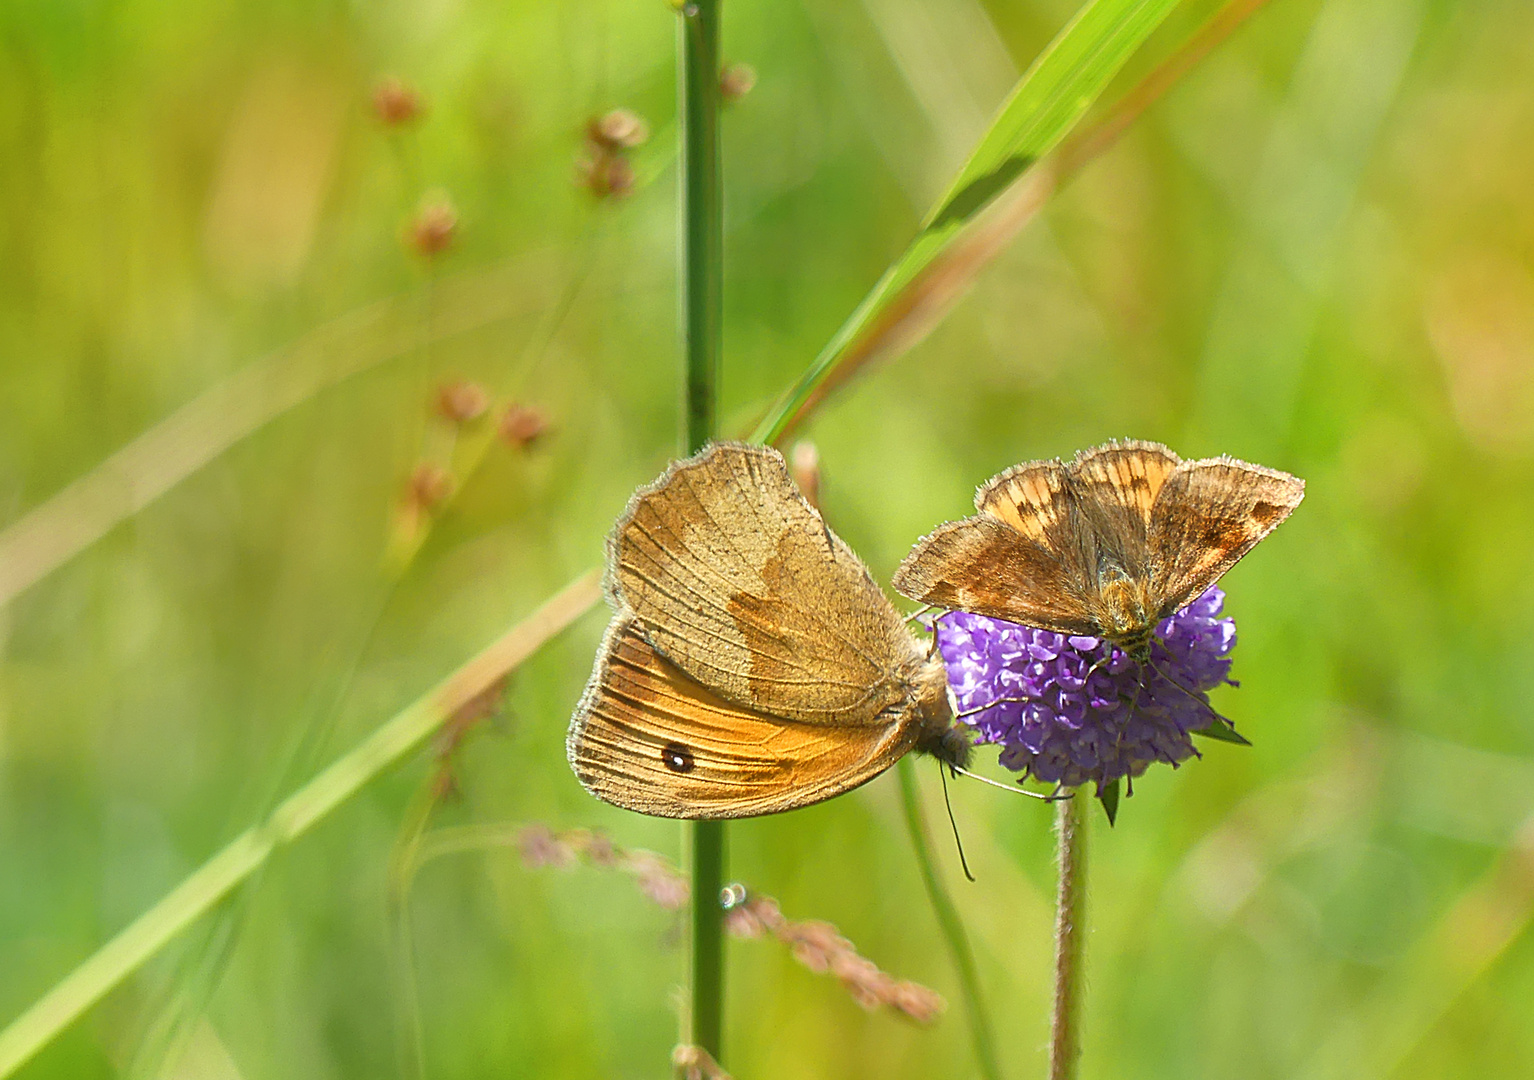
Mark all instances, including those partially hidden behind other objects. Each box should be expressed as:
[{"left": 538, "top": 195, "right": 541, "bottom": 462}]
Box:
[{"left": 893, "top": 438, "right": 1304, "bottom": 666}]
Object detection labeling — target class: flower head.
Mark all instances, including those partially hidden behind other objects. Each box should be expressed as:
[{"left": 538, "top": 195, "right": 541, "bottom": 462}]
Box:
[{"left": 935, "top": 587, "right": 1238, "bottom": 795}]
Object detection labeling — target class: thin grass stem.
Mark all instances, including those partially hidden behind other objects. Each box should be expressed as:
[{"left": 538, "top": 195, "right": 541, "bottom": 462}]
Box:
[
  {"left": 0, "top": 571, "right": 602, "bottom": 1079},
  {"left": 896, "top": 758, "right": 1003, "bottom": 1080},
  {"left": 678, "top": 0, "right": 727, "bottom": 1061}
]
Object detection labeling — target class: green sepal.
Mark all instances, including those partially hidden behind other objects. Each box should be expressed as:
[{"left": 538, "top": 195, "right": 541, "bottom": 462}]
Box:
[
  {"left": 1193, "top": 720, "right": 1252, "bottom": 746},
  {"left": 1098, "top": 777, "right": 1121, "bottom": 826}
]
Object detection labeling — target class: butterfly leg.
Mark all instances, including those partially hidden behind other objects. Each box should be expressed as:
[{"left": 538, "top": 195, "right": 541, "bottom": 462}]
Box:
[
  {"left": 955, "top": 696, "right": 1033, "bottom": 721},
  {"left": 1144, "top": 655, "right": 1239, "bottom": 732},
  {"left": 904, "top": 603, "right": 937, "bottom": 625}
]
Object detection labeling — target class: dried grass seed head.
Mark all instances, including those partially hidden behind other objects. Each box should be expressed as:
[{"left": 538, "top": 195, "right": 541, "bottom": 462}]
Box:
[
  {"left": 719, "top": 62, "right": 757, "bottom": 103},
  {"left": 372, "top": 76, "right": 423, "bottom": 126},
  {"left": 436, "top": 380, "right": 490, "bottom": 423},
  {"left": 407, "top": 199, "right": 457, "bottom": 257}
]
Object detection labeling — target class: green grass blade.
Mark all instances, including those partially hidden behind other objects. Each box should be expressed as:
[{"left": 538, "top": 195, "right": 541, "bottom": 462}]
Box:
[
  {"left": 0, "top": 571, "right": 601, "bottom": 1079},
  {"left": 752, "top": 0, "right": 1183, "bottom": 445}
]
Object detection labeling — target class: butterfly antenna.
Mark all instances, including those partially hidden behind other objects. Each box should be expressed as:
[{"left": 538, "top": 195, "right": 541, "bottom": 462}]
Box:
[{"left": 937, "top": 763, "right": 976, "bottom": 882}]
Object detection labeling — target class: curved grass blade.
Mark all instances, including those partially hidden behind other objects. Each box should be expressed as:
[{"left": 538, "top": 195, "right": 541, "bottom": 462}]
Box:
[
  {"left": 752, "top": 0, "right": 1183, "bottom": 446},
  {"left": 0, "top": 570, "right": 602, "bottom": 1079}
]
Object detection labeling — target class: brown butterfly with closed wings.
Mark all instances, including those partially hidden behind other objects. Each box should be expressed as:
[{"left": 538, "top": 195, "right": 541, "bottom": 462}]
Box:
[
  {"left": 568, "top": 443, "right": 969, "bottom": 820},
  {"left": 892, "top": 440, "right": 1304, "bottom": 659}
]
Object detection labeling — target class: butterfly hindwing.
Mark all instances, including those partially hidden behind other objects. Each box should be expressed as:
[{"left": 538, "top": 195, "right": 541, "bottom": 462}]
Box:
[
  {"left": 567, "top": 615, "right": 919, "bottom": 819},
  {"left": 1067, "top": 441, "right": 1181, "bottom": 580},
  {"left": 1147, "top": 456, "right": 1305, "bottom": 615},
  {"left": 610, "top": 443, "right": 916, "bottom": 727},
  {"left": 1067, "top": 441, "right": 1181, "bottom": 526}
]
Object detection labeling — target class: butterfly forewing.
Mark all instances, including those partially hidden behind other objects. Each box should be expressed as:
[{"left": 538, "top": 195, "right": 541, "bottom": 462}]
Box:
[
  {"left": 1147, "top": 457, "right": 1305, "bottom": 615},
  {"left": 568, "top": 615, "right": 920, "bottom": 819},
  {"left": 891, "top": 515, "right": 1101, "bottom": 636},
  {"left": 611, "top": 443, "right": 915, "bottom": 726}
]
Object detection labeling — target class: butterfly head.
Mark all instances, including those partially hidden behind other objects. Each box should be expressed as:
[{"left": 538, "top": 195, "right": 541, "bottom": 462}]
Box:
[{"left": 909, "top": 653, "right": 972, "bottom": 770}]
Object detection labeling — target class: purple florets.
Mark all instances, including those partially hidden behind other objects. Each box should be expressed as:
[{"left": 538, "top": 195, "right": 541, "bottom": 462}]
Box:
[{"left": 934, "top": 587, "right": 1238, "bottom": 793}]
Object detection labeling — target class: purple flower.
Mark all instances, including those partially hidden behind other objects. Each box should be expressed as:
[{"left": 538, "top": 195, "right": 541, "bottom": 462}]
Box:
[{"left": 934, "top": 587, "right": 1238, "bottom": 794}]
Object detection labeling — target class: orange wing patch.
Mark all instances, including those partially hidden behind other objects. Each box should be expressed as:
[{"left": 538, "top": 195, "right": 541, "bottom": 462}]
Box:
[{"left": 568, "top": 616, "right": 917, "bottom": 820}]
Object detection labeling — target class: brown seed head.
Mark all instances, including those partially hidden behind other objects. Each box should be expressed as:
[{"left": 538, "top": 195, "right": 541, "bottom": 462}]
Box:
[
  {"left": 589, "top": 108, "right": 650, "bottom": 151},
  {"left": 408, "top": 200, "right": 457, "bottom": 257},
  {"left": 372, "top": 76, "right": 423, "bottom": 126},
  {"left": 517, "top": 824, "right": 575, "bottom": 870},
  {"left": 499, "top": 403, "right": 550, "bottom": 448},
  {"left": 719, "top": 63, "right": 757, "bottom": 103},
  {"left": 889, "top": 980, "right": 947, "bottom": 1024},
  {"left": 630, "top": 854, "right": 690, "bottom": 910},
  {"left": 577, "top": 151, "right": 636, "bottom": 199},
  {"left": 435, "top": 380, "right": 490, "bottom": 424},
  {"left": 408, "top": 463, "right": 454, "bottom": 509}
]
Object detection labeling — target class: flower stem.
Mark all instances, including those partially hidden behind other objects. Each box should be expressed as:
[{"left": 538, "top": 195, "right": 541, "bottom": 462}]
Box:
[
  {"left": 680, "top": 0, "right": 721, "bottom": 455},
  {"left": 678, "top": 0, "right": 725, "bottom": 1061},
  {"left": 1049, "top": 791, "right": 1089, "bottom": 1080},
  {"left": 896, "top": 759, "right": 1002, "bottom": 1080}
]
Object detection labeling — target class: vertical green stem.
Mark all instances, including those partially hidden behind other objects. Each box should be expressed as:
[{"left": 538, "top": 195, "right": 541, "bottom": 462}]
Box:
[
  {"left": 680, "top": 0, "right": 721, "bottom": 454},
  {"left": 686, "top": 820, "right": 726, "bottom": 1055},
  {"left": 1049, "top": 792, "right": 1088, "bottom": 1080},
  {"left": 896, "top": 759, "right": 1003, "bottom": 1080},
  {"left": 678, "top": 0, "right": 725, "bottom": 1062}
]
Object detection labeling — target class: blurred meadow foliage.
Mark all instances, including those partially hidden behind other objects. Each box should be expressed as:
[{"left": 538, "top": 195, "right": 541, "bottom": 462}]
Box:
[{"left": 4, "top": 0, "right": 1534, "bottom": 1077}]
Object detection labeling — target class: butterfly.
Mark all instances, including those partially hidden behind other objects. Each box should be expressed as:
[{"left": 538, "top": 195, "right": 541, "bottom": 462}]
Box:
[
  {"left": 567, "top": 442, "right": 969, "bottom": 820},
  {"left": 891, "top": 440, "right": 1305, "bottom": 660}
]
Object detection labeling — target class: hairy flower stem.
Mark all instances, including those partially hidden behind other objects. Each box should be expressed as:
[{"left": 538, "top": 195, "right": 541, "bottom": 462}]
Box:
[
  {"left": 679, "top": 0, "right": 725, "bottom": 1062},
  {"left": 896, "top": 759, "right": 1002, "bottom": 1080},
  {"left": 1050, "top": 792, "right": 1088, "bottom": 1080}
]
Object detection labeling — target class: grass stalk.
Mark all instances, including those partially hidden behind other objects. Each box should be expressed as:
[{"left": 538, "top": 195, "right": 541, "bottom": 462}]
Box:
[
  {"left": 678, "top": 0, "right": 726, "bottom": 1060},
  {"left": 1049, "top": 792, "right": 1089, "bottom": 1080},
  {"left": 896, "top": 759, "right": 1002, "bottom": 1080},
  {"left": 0, "top": 571, "right": 602, "bottom": 1079},
  {"left": 748, "top": 0, "right": 1276, "bottom": 448}
]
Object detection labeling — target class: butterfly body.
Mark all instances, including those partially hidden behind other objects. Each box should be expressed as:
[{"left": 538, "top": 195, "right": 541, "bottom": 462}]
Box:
[
  {"left": 1094, "top": 571, "right": 1155, "bottom": 658},
  {"left": 893, "top": 440, "right": 1304, "bottom": 657},
  {"left": 568, "top": 443, "right": 966, "bottom": 820}
]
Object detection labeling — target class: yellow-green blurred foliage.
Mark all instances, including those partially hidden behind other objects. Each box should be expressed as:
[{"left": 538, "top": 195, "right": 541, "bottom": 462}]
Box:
[{"left": 3, "top": 0, "right": 1534, "bottom": 1077}]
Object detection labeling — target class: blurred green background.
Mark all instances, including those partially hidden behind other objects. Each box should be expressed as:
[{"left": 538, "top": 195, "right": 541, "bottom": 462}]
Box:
[{"left": 4, "top": 0, "right": 1534, "bottom": 1077}]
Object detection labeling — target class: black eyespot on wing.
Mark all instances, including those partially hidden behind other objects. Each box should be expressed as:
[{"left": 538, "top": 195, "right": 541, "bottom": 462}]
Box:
[{"left": 662, "top": 741, "right": 696, "bottom": 773}]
